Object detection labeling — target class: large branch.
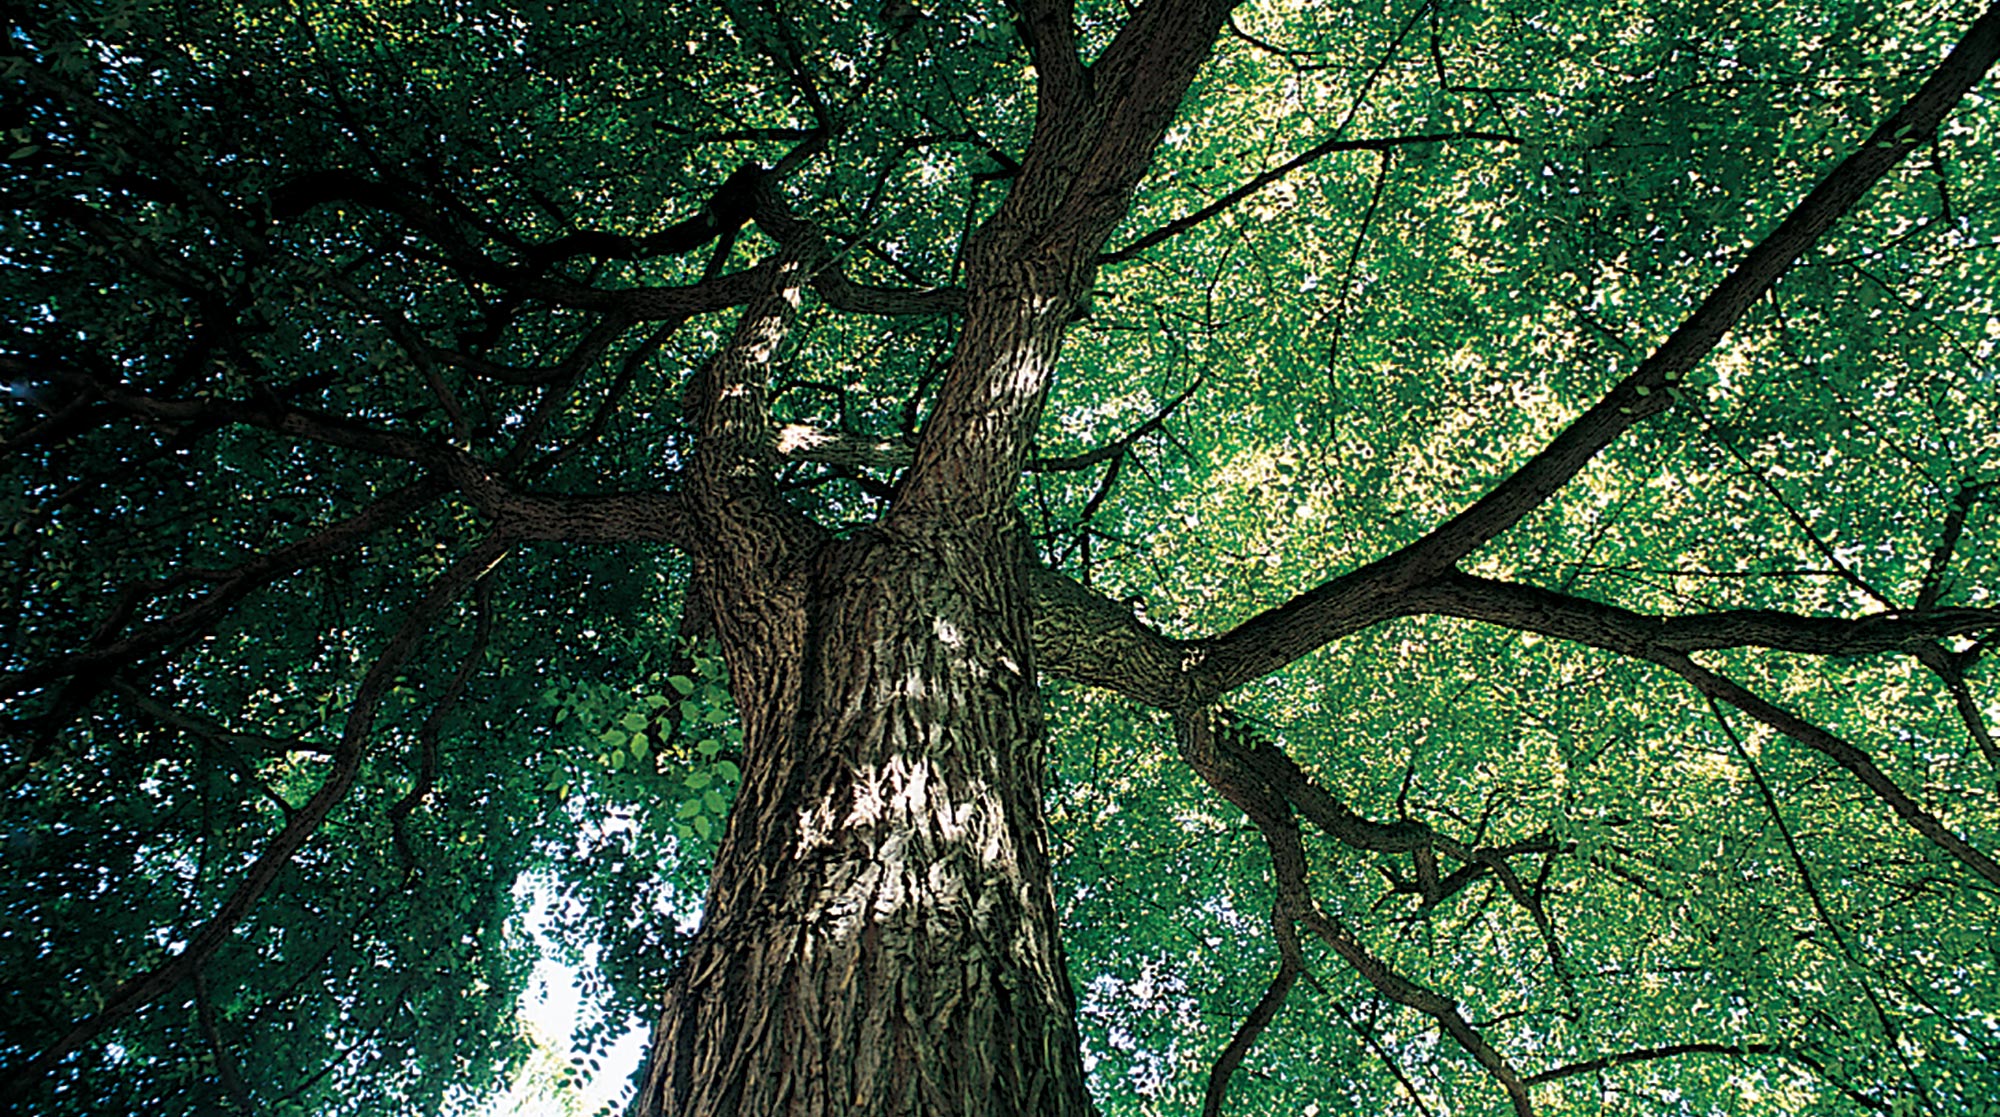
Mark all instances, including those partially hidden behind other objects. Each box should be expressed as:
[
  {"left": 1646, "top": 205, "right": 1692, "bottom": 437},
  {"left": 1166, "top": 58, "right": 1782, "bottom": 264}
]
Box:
[
  {"left": 1026, "top": 563, "right": 1193, "bottom": 706},
  {"left": 680, "top": 240, "right": 828, "bottom": 618},
  {"left": 686, "top": 244, "right": 810, "bottom": 493},
  {"left": 491, "top": 490, "right": 691, "bottom": 546},
  {"left": 1186, "top": 3, "right": 2000, "bottom": 698},
  {"left": 3, "top": 382, "right": 700, "bottom": 707},
  {"left": 1201, "top": 906, "right": 1304, "bottom": 1117},
  {"left": 280, "top": 164, "right": 961, "bottom": 325},
  {"left": 1011, "top": 0, "right": 1090, "bottom": 120},
  {"left": 77, "top": 376, "right": 516, "bottom": 510},
  {"left": 0, "top": 480, "right": 445, "bottom": 703},
  {"left": 72, "top": 372, "right": 707, "bottom": 548},
  {"left": 1025, "top": 557, "right": 2000, "bottom": 881},
  {"left": 1663, "top": 652, "right": 2000, "bottom": 887},
  {"left": 1023, "top": 548, "right": 2000, "bottom": 713},
  {"left": 1408, "top": 573, "right": 2000, "bottom": 886},
  {"left": 1413, "top": 572, "right": 2000, "bottom": 658},
  {"left": 892, "top": 0, "right": 1240, "bottom": 527}
]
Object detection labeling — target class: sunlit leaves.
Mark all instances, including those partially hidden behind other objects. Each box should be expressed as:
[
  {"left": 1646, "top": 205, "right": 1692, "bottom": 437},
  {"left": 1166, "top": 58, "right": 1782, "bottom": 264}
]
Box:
[{"left": 4, "top": 0, "right": 1998, "bottom": 1112}]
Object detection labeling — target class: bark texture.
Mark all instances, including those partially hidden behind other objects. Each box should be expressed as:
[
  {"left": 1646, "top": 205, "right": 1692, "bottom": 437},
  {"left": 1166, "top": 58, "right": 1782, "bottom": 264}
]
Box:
[
  {"left": 631, "top": 6, "right": 1240, "bottom": 1111},
  {"left": 635, "top": 524, "right": 1090, "bottom": 1116}
]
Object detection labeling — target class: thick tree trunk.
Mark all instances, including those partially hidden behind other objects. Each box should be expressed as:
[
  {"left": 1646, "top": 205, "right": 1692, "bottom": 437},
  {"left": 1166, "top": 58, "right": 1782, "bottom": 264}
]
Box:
[
  {"left": 628, "top": 11, "right": 1242, "bottom": 1109},
  {"left": 633, "top": 522, "right": 1094, "bottom": 1116}
]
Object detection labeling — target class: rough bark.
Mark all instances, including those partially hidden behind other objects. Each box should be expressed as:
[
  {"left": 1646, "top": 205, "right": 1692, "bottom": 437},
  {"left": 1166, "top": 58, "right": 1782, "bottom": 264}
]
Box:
[
  {"left": 629, "top": 4, "right": 1241, "bottom": 1111},
  {"left": 628, "top": 168, "right": 1104, "bottom": 1117},
  {"left": 632, "top": 242, "right": 1092, "bottom": 1114},
  {"left": 634, "top": 524, "right": 1090, "bottom": 1116}
]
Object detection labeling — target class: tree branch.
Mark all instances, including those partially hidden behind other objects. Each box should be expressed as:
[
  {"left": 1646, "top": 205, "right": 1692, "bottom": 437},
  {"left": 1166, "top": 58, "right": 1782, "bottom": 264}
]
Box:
[
  {"left": 1, "top": 480, "right": 445, "bottom": 705},
  {"left": 0, "top": 535, "right": 512, "bottom": 1103},
  {"left": 1036, "top": 377, "right": 1203, "bottom": 472},
  {"left": 1526, "top": 1041, "right": 1890, "bottom": 1113},
  {"left": 1101, "top": 132, "right": 1517, "bottom": 265},
  {"left": 1917, "top": 481, "right": 1993, "bottom": 612},
  {"left": 1661, "top": 651, "right": 2000, "bottom": 887},
  {"left": 1413, "top": 572, "right": 2000, "bottom": 658},
  {"left": 112, "top": 681, "right": 330, "bottom": 760},
  {"left": 389, "top": 573, "right": 495, "bottom": 882},
  {"left": 1025, "top": 563, "right": 1192, "bottom": 708},
  {"left": 1525, "top": 1042, "right": 1771, "bottom": 1085},
  {"left": 1176, "top": 710, "right": 1538, "bottom": 1116},
  {"left": 193, "top": 972, "right": 254, "bottom": 1112},
  {"left": 1201, "top": 908, "right": 1303, "bottom": 1117},
  {"left": 1915, "top": 641, "right": 2000, "bottom": 779},
  {"left": 1208, "top": 710, "right": 1569, "bottom": 912},
  {"left": 76, "top": 376, "right": 513, "bottom": 510},
  {"left": 1184, "top": 4, "right": 2000, "bottom": 697},
  {"left": 769, "top": 376, "right": 1197, "bottom": 478},
  {"left": 892, "top": 0, "right": 1239, "bottom": 527},
  {"left": 687, "top": 245, "right": 810, "bottom": 485},
  {"left": 747, "top": 190, "right": 970, "bottom": 316},
  {"left": 1406, "top": 572, "right": 2000, "bottom": 886},
  {"left": 426, "top": 313, "right": 633, "bottom": 386},
  {"left": 67, "top": 370, "right": 714, "bottom": 554}
]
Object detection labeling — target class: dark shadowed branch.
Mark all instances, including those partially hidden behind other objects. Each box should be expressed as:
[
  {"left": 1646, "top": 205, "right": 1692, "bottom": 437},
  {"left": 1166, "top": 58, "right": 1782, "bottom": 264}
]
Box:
[
  {"left": 0, "top": 481, "right": 446, "bottom": 707},
  {"left": 1011, "top": 0, "right": 1089, "bottom": 121},
  {"left": 388, "top": 573, "right": 496, "bottom": 882},
  {"left": 111, "top": 682, "right": 331, "bottom": 761},
  {"left": 1201, "top": 909, "right": 1304, "bottom": 1117},
  {"left": 1102, "top": 131, "right": 1518, "bottom": 266},
  {"left": 0, "top": 535, "right": 511, "bottom": 1103},
  {"left": 1665, "top": 651, "right": 2000, "bottom": 887},
  {"left": 1917, "top": 640, "right": 2000, "bottom": 779},
  {"left": 1177, "top": 710, "right": 1539, "bottom": 1117}
]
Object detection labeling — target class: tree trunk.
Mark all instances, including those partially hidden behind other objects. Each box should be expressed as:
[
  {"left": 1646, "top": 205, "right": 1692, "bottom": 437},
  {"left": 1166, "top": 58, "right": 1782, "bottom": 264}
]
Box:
[
  {"left": 628, "top": 11, "right": 1243, "bottom": 1108},
  {"left": 633, "top": 522, "right": 1094, "bottom": 1116}
]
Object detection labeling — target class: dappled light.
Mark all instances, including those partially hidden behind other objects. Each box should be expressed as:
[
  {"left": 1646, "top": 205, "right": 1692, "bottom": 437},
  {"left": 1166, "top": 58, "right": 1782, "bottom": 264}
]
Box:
[{"left": 3, "top": 0, "right": 1999, "bottom": 1115}]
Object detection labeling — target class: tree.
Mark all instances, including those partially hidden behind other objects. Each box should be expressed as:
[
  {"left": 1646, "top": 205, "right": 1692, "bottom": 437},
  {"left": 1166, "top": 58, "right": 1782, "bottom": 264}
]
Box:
[{"left": 3, "top": 0, "right": 1999, "bottom": 1113}]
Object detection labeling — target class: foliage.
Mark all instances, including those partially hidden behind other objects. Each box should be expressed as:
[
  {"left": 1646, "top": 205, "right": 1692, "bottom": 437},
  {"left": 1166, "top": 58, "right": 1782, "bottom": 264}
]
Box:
[{"left": 2, "top": 0, "right": 1998, "bottom": 1113}]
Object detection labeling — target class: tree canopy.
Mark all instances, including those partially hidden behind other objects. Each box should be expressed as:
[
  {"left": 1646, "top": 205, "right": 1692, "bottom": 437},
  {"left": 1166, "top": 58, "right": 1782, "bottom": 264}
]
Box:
[{"left": 3, "top": 0, "right": 1999, "bottom": 1114}]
